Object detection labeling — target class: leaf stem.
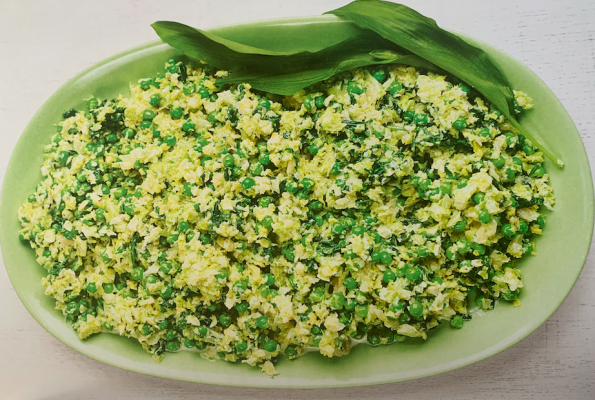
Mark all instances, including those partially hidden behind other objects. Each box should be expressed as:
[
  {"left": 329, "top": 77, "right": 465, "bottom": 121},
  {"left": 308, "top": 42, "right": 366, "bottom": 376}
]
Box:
[{"left": 511, "top": 120, "right": 564, "bottom": 168}]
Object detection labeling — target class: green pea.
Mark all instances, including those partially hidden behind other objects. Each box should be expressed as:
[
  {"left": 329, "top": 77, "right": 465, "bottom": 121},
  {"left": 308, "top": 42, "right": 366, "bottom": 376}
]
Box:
[
  {"left": 445, "top": 247, "right": 458, "bottom": 261},
  {"left": 355, "top": 304, "right": 369, "bottom": 318},
  {"left": 502, "top": 289, "right": 518, "bottom": 302},
  {"left": 347, "top": 80, "right": 364, "bottom": 95},
  {"left": 261, "top": 273, "right": 274, "bottom": 287},
  {"left": 264, "top": 339, "right": 278, "bottom": 352},
  {"left": 241, "top": 177, "right": 255, "bottom": 189},
  {"left": 505, "top": 132, "right": 516, "bottom": 147},
  {"left": 284, "top": 180, "right": 298, "bottom": 194},
  {"left": 256, "top": 316, "right": 269, "bottom": 329},
  {"left": 166, "top": 341, "right": 180, "bottom": 352},
  {"left": 170, "top": 107, "right": 184, "bottom": 119},
  {"left": 472, "top": 243, "right": 486, "bottom": 256},
  {"left": 123, "top": 128, "right": 135, "bottom": 139},
  {"left": 159, "top": 262, "right": 173, "bottom": 275},
  {"left": 182, "top": 119, "right": 195, "bottom": 133},
  {"left": 523, "top": 144, "right": 535, "bottom": 155},
  {"left": 478, "top": 127, "right": 490, "bottom": 138},
  {"left": 408, "top": 301, "right": 424, "bottom": 317},
  {"left": 457, "top": 237, "right": 471, "bottom": 254},
  {"left": 371, "top": 250, "right": 382, "bottom": 263},
  {"left": 314, "top": 96, "right": 325, "bottom": 108},
  {"left": 259, "top": 98, "right": 271, "bottom": 110},
  {"left": 236, "top": 302, "right": 249, "bottom": 313},
  {"left": 453, "top": 116, "right": 467, "bottom": 130},
  {"left": 405, "top": 266, "right": 421, "bottom": 282},
  {"left": 389, "top": 81, "right": 402, "bottom": 95},
  {"left": 164, "top": 134, "right": 177, "bottom": 146},
  {"left": 258, "top": 152, "right": 271, "bottom": 166},
  {"left": 473, "top": 192, "right": 485, "bottom": 204},
  {"left": 536, "top": 216, "right": 545, "bottom": 229},
  {"left": 310, "top": 289, "right": 325, "bottom": 303},
  {"left": 530, "top": 165, "right": 546, "bottom": 178},
  {"left": 344, "top": 250, "right": 356, "bottom": 260},
  {"left": 219, "top": 313, "right": 232, "bottom": 327},
  {"left": 139, "top": 78, "right": 152, "bottom": 90},
  {"left": 366, "top": 332, "right": 381, "bottom": 346},
  {"left": 457, "top": 178, "right": 469, "bottom": 189},
  {"left": 478, "top": 208, "right": 491, "bottom": 224},
  {"left": 113, "top": 187, "right": 127, "bottom": 199},
  {"left": 492, "top": 156, "right": 505, "bottom": 168},
  {"left": 142, "top": 110, "right": 155, "bottom": 121},
  {"left": 304, "top": 200, "right": 322, "bottom": 212},
  {"left": 300, "top": 178, "right": 315, "bottom": 192},
  {"left": 372, "top": 68, "right": 386, "bottom": 82},
  {"left": 450, "top": 315, "right": 464, "bottom": 328},
  {"left": 383, "top": 269, "right": 397, "bottom": 283},
  {"left": 398, "top": 312, "right": 411, "bottom": 324},
  {"left": 380, "top": 251, "right": 392, "bottom": 265},
  {"left": 518, "top": 221, "right": 529, "bottom": 235},
  {"left": 103, "top": 283, "right": 114, "bottom": 293},
  {"left": 307, "top": 144, "right": 320, "bottom": 155},
  {"left": 352, "top": 225, "right": 365, "bottom": 236},
  {"left": 303, "top": 96, "right": 314, "bottom": 109},
  {"left": 414, "top": 113, "right": 428, "bottom": 126},
  {"left": 440, "top": 182, "right": 452, "bottom": 195},
  {"left": 197, "top": 326, "right": 208, "bottom": 338},
  {"left": 182, "top": 83, "right": 195, "bottom": 95},
  {"left": 501, "top": 223, "right": 516, "bottom": 238},
  {"left": 452, "top": 219, "right": 467, "bottom": 232},
  {"left": 344, "top": 298, "right": 356, "bottom": 311},
  {"left": 419, "top": 178, "right": 431, "bottom": 191},
  {"left": 235, "top": 341, "right": 248, "bottom": 353},
  {"left": 332, "top": 223, "right": 345, "bottom": 235},
  {"left": 197, "top": 86, "right": 210, "bottom": 98},
  {"left": 417, "top": 246, "right": 430, "bottom": 258},
  {"left": 131, "top": 268, "right": 144, "bottom": 281},
  {"left": 344, "top": 277, "right": 357, "bottom": 290},
  {"left": 178, "top": 221, "right": 189, "bottom": 233},
  {"left": 137, "top": 120, "right": 150, "bottom": 130},
  {"left": 149, "top": 94, "right": 161, "bottom": 107},
  {"left": 87, "top": 97, "right": 99, "bottom": 110},
  {"left": 160, "top": 286, "right": 173, "bottom": 299},
  {"left": 285, "top": 345, "right": 298, "bottom": 357},
  {"left": 86, "top": 282, "right": 97, "bottom": 293},
  {"left": 257, "top": 216, "right": 272, "bottom": 229},
  {"left": 330, "top": 293, "right": 346, "bottom": 310},
  {"left": 215, "top": 153, "right": 234, "bottom": 169}
]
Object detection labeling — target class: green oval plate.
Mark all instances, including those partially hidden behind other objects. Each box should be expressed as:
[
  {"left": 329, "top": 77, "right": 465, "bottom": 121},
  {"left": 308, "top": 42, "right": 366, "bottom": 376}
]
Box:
[{"left": 1, "top": 15, "right": 593, "bottom": 388}]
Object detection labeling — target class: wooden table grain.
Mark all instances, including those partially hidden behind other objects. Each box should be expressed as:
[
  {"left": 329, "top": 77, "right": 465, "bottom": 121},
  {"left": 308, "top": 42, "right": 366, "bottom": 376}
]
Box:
[{"left": 1, "top": 1, "right": 593, "bottom": 399}]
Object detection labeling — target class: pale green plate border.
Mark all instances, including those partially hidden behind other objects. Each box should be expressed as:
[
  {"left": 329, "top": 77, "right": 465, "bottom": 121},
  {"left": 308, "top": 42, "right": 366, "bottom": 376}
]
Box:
[{"left": 1, "top": 15, "right": 593, "bottom": 388}]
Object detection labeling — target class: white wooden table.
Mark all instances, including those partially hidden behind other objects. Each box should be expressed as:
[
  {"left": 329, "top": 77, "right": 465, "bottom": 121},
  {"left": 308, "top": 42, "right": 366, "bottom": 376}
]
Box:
[{"left": 1, "top": 1, "right": 594, "bottom": 398}]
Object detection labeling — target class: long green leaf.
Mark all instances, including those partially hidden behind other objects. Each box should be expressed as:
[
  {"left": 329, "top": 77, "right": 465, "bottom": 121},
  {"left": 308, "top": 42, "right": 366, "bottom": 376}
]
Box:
[
  {"left": 217, "top": 35, "right": 439, "bottom": 95},
  {"left": 152, "top": 21, "right": 436, "bottom": 96},
  {"left": 151, "top": 2, "right": 562, "bottom": 166},
  {"left": 327, "top": 0, "right": 562, "bottom": 167}
]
